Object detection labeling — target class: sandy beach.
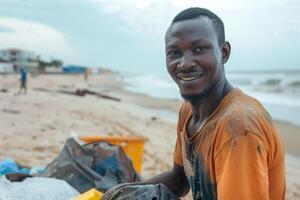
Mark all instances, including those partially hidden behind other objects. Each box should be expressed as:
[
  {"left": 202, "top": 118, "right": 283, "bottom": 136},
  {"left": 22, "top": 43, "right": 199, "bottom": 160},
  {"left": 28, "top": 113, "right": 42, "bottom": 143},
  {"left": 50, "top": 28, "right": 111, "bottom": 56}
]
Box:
[{"left": 1, "top": 72, "right": 300, "bottom": 199}]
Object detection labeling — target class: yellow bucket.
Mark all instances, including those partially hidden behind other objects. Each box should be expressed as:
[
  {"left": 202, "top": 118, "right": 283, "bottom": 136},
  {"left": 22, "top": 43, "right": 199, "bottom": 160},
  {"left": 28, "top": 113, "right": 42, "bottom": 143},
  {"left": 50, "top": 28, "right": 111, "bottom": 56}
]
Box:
[{"left": 79, "top": 135, "right": 147, "bottom": 173}]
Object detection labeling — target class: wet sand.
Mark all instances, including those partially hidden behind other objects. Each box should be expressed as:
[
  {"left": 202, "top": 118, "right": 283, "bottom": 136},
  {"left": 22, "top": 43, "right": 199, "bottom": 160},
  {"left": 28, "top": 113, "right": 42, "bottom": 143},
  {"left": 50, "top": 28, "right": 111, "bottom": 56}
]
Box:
[{"left": 0, "top": 73, "right": 300, "bottom": 199}]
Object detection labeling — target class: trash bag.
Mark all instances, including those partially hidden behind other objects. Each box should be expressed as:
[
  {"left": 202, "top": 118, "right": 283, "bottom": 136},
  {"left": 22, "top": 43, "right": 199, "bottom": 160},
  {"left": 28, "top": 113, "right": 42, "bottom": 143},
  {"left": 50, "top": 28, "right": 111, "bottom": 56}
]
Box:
[
  {"left": 39, "top": 138, "right": 141, "bottom": 193},
  {"left": 0, "top": 175, "right": 79, "bottom": 200},
  {"left": 102, "top": 183, "right": 180, "bottom": 200}
]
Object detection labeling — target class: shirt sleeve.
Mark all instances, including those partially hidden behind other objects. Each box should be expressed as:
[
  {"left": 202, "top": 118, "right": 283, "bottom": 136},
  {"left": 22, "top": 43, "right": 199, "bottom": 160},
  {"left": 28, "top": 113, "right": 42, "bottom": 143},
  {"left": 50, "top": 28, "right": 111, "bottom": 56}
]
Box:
[
  {"left": 214, "top": 131, "right": 269, "bottom": 200},
  {"left": 173, "top": 102, "right": 190, "bottom": 167},
  {"left": 173, "top": 137, "right": 183, "bottom": 166}
]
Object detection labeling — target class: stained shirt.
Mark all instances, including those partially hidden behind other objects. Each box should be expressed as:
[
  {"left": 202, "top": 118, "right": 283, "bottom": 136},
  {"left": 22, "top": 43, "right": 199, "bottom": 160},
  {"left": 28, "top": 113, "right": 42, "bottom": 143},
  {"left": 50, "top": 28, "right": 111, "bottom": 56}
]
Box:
[{"left": 173, "top": 89, "right": 285, "bottom": 200}]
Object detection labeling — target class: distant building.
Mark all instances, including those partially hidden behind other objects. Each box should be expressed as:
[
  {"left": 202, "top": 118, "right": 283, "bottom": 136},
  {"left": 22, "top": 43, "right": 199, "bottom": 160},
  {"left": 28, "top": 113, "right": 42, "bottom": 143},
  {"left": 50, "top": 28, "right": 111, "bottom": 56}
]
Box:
[
  {"left": 0, "top": 59, "right": 14, "bottom": 73},
  {"left": 97, "top": 67, "right": 112, "bottom": 74},
  {"left": 63, "top": 65, "right": 88, "bottom": 74},
  {"left": 0, "top": 48, "right": 39, "bottom": 73},
  {"left": 38, "top": 56, "right": 63, "bottom": 73}
]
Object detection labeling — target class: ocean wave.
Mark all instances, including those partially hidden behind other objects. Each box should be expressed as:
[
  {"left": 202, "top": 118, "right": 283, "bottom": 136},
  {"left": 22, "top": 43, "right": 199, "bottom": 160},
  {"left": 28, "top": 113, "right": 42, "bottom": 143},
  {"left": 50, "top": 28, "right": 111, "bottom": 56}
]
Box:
[
  {"left": 122, "top": 72, "right": 300, "bottom": 126},
  {"left": 227, "top": 72, "right": 300, "bottom": 94}
]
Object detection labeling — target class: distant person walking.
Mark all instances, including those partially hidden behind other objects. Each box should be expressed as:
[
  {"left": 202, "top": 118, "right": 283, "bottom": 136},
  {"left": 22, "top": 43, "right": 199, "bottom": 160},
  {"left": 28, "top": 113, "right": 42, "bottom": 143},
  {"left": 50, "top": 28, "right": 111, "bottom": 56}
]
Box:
[
  {"left": 17, "top": 67, "right": 27, "bottom": 95},
  {"left": 84, "top": 68, "right": 89, "bottom": 82}
]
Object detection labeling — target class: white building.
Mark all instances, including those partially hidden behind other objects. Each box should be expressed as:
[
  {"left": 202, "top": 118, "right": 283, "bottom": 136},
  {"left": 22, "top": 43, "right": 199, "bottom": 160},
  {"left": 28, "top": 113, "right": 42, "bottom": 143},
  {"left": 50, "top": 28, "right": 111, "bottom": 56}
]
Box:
[
  {"left": 0, "top": 49, "right": 39, "bottom": 73},
  {"left": 0, "top": 60, "right": 14, "bottom": 73}
]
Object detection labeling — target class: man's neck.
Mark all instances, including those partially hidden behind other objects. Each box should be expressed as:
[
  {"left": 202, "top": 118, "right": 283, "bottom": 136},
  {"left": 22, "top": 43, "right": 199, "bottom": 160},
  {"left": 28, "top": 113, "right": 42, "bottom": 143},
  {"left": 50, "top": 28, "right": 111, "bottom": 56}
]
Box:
[{"left": 189, "top": 79, "right": 233, "bottom": 124}]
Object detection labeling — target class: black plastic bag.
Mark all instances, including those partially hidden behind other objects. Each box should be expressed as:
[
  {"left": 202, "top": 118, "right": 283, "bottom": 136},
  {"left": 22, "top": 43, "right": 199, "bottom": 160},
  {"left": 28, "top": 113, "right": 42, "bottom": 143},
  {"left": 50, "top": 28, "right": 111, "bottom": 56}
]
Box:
[{"left": 39, "top": 138, "right": 141, "bottom": 193}]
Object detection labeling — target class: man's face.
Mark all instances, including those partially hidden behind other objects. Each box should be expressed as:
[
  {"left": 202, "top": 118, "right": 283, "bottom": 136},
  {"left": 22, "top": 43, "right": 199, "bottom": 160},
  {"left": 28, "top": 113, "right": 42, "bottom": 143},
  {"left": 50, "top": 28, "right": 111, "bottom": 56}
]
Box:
[{"left": 165, "top": 17, "right": 227, "bottom": 100}]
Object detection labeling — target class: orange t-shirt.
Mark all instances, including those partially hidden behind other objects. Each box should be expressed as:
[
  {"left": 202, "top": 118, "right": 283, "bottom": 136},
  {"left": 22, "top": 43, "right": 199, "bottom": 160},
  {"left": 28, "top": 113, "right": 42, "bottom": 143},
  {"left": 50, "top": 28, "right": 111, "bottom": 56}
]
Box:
[{"left": 173, "top": 89, "right": 285, "bottom": 200}]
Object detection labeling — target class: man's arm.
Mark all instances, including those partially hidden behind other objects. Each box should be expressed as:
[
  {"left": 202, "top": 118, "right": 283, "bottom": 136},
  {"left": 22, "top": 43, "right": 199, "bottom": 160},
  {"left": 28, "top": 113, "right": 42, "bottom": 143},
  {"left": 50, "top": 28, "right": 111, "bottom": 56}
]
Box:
[{"left": 141, "top": 162, "right": 190, "bottom": 197}]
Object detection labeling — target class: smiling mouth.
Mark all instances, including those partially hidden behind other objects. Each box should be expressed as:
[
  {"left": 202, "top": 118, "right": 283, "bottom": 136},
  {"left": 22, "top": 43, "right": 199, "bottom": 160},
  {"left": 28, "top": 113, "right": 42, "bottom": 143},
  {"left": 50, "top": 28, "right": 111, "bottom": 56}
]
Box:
[{"left": 176, "top": 72, "right": 204, "bottom": 81}]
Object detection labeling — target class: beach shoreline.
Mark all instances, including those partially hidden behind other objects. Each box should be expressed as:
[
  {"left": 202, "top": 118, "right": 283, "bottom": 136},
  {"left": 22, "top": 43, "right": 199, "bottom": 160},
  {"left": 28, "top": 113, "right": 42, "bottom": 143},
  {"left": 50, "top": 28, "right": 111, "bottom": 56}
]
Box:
[{"left": 1, "top": 72, "right": 300, "bottom": 199}]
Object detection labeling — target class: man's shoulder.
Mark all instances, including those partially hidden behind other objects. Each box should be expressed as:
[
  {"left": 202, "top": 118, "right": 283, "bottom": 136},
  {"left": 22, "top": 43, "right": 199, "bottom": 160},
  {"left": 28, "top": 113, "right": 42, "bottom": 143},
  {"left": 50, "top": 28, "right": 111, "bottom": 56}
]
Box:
[
  {"left": 217, "top": 90, "right": 274, "bottom": 136},
  {"left": 223, "top": 90, "right": 270, "bottom": 119}
]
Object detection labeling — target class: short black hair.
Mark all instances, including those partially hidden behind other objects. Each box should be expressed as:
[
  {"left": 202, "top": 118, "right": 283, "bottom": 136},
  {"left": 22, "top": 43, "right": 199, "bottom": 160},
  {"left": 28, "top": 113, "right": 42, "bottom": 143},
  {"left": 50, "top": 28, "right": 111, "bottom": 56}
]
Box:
[{"left": 171, "top": 7, "right": 225, "bottom": 45}]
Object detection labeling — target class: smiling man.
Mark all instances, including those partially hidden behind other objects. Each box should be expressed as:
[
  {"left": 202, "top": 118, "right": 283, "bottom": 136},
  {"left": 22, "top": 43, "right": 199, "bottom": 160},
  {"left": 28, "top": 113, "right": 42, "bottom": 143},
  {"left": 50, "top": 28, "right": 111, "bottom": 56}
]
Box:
[
  {"left": 103, "top": 7, "right": 285, "bottom": 200},
  {"left": 164, "top": 7, "right": 285, "bottom": 199}
]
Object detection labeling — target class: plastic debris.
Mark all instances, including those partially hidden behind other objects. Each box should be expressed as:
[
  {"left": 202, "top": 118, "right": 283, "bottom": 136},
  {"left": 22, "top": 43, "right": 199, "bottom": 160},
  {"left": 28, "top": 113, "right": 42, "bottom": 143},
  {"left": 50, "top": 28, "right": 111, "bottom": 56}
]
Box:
[
  {"left": 0, "top": 158, "right": 29, "bottom": 175},
  {"left": 73, "top": 188, "right": 103, "bottom": 200},
  {"left": 40, "top": 138, "right": 141, "bottom": 193}
]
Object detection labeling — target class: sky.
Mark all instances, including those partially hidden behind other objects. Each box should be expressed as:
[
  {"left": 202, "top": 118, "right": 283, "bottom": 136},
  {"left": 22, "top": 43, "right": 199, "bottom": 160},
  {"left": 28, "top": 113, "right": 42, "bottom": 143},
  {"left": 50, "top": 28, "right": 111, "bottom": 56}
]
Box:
[{"left": 0, "top": 0, "right": 299, "bottom": 75}]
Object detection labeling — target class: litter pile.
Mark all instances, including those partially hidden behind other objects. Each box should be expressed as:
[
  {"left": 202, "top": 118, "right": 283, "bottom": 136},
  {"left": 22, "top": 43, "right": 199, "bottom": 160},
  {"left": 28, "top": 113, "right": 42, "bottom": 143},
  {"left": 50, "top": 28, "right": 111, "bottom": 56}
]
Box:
[
  {"left": 0, "top": 138, "right": 179, "bottom": 200},
  {"left": 0, "top": 138, "right": 139, "bottom": 199}
]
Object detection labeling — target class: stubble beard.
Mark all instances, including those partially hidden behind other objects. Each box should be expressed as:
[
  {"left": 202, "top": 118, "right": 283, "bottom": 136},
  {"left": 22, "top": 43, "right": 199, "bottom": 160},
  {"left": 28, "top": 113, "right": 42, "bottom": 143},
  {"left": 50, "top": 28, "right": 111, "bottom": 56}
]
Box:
[{"left": 180, "top": 85, "right": 212, "bottom": 104}]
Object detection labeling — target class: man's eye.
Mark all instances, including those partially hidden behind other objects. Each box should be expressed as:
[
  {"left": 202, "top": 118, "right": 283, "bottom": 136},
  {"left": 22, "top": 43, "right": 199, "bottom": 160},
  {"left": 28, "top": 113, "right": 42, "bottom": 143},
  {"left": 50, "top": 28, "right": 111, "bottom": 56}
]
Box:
[
  {"left": 167, "top": 50, "right": 181, "bottom": 58},
  {"left": 194, "top": 46, "right": 207, "bottom": 54}
]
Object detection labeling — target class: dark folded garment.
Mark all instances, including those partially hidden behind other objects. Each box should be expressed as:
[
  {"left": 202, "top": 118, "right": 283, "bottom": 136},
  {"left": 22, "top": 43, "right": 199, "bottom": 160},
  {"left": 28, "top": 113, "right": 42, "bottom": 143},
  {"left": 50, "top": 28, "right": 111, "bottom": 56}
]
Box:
[{"left": 102, "top": 183, "right": 180, "bottom": 200}]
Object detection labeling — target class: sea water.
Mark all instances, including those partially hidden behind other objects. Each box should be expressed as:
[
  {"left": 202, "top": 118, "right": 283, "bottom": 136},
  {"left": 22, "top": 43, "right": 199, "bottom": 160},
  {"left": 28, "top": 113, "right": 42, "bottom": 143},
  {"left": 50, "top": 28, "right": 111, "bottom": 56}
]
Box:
[{"left": 123, "top": 71, "right": 300, "bottom": 127}]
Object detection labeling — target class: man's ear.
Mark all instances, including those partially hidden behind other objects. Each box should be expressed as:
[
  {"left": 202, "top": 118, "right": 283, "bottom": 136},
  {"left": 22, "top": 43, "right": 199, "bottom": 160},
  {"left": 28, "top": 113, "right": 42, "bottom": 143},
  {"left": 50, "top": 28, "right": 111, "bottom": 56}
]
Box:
[{"left": 221, "top": 41, "right": 231, "bottom": 64}]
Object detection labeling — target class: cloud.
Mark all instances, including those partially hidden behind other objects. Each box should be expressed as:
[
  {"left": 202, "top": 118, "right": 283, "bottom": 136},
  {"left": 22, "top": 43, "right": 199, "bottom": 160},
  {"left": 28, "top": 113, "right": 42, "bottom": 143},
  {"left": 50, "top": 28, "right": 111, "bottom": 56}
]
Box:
[
  {"left": 89, "top": 0, "right": 300, "bottom": 44},
  {"left": 1, "top": 0, "right": 297, "bottom": 70},
  {"left": 89, "top": 0, "right": 300, "bottom": 70},
  {"left": 0, "top": 17, "right": 75, "bottom": 59}
]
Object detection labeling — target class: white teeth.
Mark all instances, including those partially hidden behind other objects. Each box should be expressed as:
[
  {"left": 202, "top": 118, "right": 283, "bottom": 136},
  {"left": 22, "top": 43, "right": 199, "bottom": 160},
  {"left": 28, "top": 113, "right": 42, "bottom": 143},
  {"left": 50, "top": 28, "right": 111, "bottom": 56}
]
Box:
[
  {"left": 180, "top": 77, "right": 197, "bottom": 81},
  {"left": 177, "top": 72, "right": 204, "bottom": 81}
]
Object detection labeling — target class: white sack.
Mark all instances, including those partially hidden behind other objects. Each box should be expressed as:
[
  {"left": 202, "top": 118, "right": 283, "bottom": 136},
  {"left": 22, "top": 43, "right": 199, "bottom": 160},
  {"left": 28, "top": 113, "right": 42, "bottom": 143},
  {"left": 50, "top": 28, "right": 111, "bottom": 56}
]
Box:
[{"left": 0, "top": 176, "right": 79, "bottom": 200}]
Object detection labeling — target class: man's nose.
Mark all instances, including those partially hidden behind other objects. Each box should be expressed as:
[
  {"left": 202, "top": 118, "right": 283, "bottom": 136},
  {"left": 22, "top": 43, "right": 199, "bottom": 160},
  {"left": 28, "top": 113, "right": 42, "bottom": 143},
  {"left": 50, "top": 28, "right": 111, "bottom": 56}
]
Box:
[{"left": 177, "top": 52, "right": 196, "bottom": 69}]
